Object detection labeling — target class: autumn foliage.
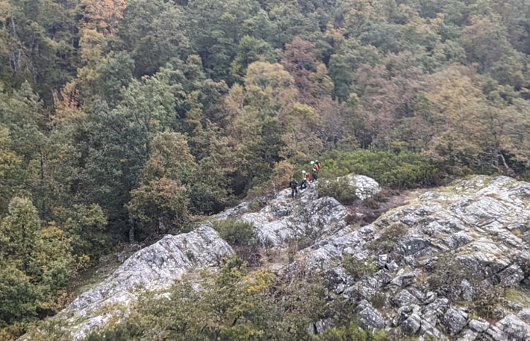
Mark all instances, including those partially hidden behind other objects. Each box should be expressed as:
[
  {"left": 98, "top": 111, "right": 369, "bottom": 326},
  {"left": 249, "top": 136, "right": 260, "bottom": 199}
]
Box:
[{"left": 1, "top": 0, "right": 530, "bottom": 337}]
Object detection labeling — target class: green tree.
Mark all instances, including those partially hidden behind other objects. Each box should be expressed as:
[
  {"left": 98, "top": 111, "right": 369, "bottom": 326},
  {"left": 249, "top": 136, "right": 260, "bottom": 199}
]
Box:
[
  {"left": 0, "top": 197, "right": 78, "bottom": 336},
  {"left": 0, "top": 123, "right": 21, "bottom": 213},
  {"left": 128, "top": 132, "right": 197, "bottom": 237},
  {"left": 187, "top": 0, "right": 262, "bottom": 80},
  {"left": 0, "top": 197, "right": 41, "bottom": 268},
  {"left": 115, "top": 0, "right": 190, "bottom": 77},
  {"left": 230, "top": 36, "right": 277, "bottom": 83}
]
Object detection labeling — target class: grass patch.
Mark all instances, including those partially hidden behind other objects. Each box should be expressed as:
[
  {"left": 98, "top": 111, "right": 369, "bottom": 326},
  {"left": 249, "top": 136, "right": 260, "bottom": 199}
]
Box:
[
  {"left": 505, "top": 288, "right": 530, "bottom": 306},
  {"left": 367, "top": 223, "right": 409, "bottom": 254}
]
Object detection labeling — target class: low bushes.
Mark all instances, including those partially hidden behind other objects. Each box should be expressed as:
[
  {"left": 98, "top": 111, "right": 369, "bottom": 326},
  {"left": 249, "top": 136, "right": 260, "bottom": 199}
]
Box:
[
  {"left": 211, "top": 219, "right": 256, "bottom": 246},
  {"left": 343, "top": 255, "right": 377, "bottom": 279},
  {"left": 317, "top": 178, "right": 358, "bottom": 205},
  {"left": 317, "top": 150, "right": 440, "bottom": 189}
]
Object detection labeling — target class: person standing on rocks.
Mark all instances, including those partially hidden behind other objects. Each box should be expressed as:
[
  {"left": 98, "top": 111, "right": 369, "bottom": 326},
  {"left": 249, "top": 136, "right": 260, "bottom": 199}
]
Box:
[
  {"left": 300, "top": 171, "right": 308, "bottom": 190},
  {"left": 311, "top": 160, "right": 320, "bottom": 174},
  {"left": 305, "top": 170, "right": 311, "bottom": 183},
  {"left": 289, "top": 178, "right": 299, "bottom": 198},
  {"left": 311, "top": 161, "right": 320, "bottom": 182}
]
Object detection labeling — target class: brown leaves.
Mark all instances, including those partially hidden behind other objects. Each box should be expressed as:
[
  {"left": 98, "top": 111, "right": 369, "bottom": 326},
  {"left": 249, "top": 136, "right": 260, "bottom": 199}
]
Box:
[
  {"left": 280, "top": 37, "right": 318, "bottom": 104},
  {"left": 355, "top": 52, "right": 428, "bottom": 148},
  {"left": 423, "top": 65, "right": 530, "bottom": 171},
  {"left": 82, "top": 0, "right": 127, "bottom": 35},
  {"left": 51, "top": 81, "right": 84, "bottom": 123}
]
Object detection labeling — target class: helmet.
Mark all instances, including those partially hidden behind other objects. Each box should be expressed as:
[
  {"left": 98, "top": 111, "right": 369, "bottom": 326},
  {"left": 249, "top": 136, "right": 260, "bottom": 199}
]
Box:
[
  {"left": 302, "top": 170, "right": 306, "bottom": 173},
  {"left": 315, "top": 160, "right": 319, "bottom": 163},
  {"left": 310, "top": 161, "right": 315, "bottom": 165}
]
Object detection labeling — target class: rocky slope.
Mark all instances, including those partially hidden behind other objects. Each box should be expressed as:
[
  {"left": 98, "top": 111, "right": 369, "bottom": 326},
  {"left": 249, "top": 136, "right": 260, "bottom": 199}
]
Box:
[
  {"left": 216, "top": 175, "right": 381, "bottom": 246},
  {"left": 216, "top": 175, "right": 530, "bottom": 340},
  {"left": 35, "top": 226, "right": 234, "bottom": 340},
  {"left": 291, "top": 176, "right": 530, "bottom": 341},
  {"left": 28, "top": 175, "right": 530, "bottom": 340}
]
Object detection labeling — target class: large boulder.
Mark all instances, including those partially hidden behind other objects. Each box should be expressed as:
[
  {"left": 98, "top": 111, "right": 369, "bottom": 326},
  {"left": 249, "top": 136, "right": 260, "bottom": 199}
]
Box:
[
  {"left": 50, "top": 226, "right": 234, "bottom": 339},
  {"left": 340, "top": 174, "right": 382, "bottom": 200}
]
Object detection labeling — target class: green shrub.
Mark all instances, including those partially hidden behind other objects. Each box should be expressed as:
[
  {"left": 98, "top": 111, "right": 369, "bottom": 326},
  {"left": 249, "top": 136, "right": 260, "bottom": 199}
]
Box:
[
  {"left": 427, "top": 253, "right": 506, "bottom": 319},
  {"left": 313, "top": 321, "right": 420, "bottom": 341},
  {"left": 211, "top": 219, "right": 256, "bottom": 246},
  {"left": 317, "top": 178, "right": 358, "bottom": 205},
  {"left": 367, "top": 223, "right": 409, "bottom": 254},
  {"left": 369, "top": 293, "right": 387, "bottom": 309},
  {"left": 427, "top": 253, "right": 476, "bottom": 302},
  {"left": 87, "top": 257, "right": 327, "bottom": 341},
  {"left": 316, "top": 150, "right": 440, "bottom": 189},
  {"left": 343, "top": 255, "right": 377, "bottom": 279}
]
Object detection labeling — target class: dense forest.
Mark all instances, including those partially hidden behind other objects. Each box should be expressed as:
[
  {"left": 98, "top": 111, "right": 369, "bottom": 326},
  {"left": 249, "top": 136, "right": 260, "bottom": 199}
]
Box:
[{"left": 1, "top": 0, "right": 530, "bottom": 338}]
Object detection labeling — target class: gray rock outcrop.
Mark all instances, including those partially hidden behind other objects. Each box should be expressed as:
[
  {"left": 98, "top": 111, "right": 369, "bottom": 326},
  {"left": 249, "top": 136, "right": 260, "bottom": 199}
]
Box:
[
  {"left": 30, "top": 174, "right": 530, "bottom": 340},
  {"left": 289, "top": 175, "right": 530, "bottom": 339},
  {"left": 53, "top": 226, "right": 234, "bottom": 339},
  {"left": 216, "top": 174, "right": 381, "bottom": 247}
]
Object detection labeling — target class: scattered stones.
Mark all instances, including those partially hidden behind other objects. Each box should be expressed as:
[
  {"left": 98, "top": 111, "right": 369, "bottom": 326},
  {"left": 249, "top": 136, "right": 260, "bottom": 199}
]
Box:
[
  {"left": 358, "top": 305, "right": 386, "bottom": 329},
  {"left": 469, "top": 319, "right": 490, "bottom": 333},
  {"left": 457, "top": 329, "right": 478, "bottom": 341},
  {"left": 402, "top": 314, "right": 422, "bottom": 334},
  {"left": 498, "top": 264, "right": 525, "bottom": 286},
  {"left": 394, "top": 289, "right": 421, "bottom": 307},
  {"left": 460, "top": 279, "right": 474, "bottom": 301}
]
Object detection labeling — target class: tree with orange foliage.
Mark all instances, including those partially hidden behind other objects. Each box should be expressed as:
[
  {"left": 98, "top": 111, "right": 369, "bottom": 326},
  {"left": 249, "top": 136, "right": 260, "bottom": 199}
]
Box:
[{"left": 82, "top": 0, "right": 127, "bottom": 35}]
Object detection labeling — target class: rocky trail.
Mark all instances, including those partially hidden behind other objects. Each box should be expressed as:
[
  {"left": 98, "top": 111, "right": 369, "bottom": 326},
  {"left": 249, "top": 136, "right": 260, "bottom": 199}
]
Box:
[{"left": 25, "top": 175, "right": 530, "bottom": 340}]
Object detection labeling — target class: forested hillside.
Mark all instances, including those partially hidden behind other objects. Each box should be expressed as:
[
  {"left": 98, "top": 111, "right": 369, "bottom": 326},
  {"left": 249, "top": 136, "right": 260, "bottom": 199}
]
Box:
[{"left": 1, "top": 0, "right": 530, "bottom": 338}]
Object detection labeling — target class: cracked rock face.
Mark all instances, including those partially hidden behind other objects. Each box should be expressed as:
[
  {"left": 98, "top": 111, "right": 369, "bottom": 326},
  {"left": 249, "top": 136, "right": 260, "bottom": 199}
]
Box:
[
  {"left": 216, "top": 174, "right": 381, "bottom": 247},
  {"left": 289, "top": 175, "right": 530, "bottom": 340},
  {"left": 51, "top": 226, "right": 234, "bottom": 340},
  {"left": 219, "top": 185, "right": 349, "bottom": 247}
]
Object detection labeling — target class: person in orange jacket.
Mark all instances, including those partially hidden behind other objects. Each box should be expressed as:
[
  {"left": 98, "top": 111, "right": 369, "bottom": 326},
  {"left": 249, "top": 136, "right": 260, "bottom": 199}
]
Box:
[{"left": 305, "top": 170, "right": 311, "bottom": 183}]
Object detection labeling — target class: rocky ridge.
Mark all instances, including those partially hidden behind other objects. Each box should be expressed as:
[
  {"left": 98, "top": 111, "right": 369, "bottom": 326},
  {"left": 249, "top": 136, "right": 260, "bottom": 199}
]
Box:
[
  {"left": 29, "top": 174, "right": 530, "bottom": 340},
  {"left": 40, "top": 226, "right": 234, "bottom": 340},
  {"left": 216, "top": 174, "right": 380, "bottom": 246},
  {"left": 217, "top": 175, "right": 530, "bottom": 340},
  {"left": 291, "top": 175, "right": 530, "bottom": 340}
]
